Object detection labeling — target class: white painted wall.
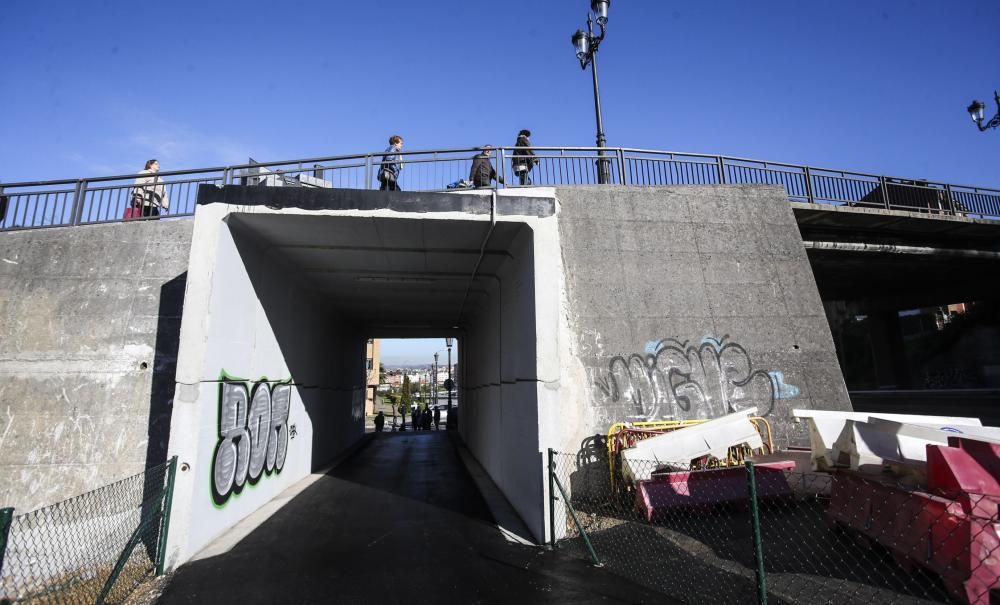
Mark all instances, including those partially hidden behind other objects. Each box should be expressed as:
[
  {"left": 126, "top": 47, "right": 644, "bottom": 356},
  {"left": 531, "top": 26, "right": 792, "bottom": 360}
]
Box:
[
  {"left": 459, "top": 190, "right": 565, "bottom": 543},
  {"left": 164, "top": 205, "right": 364, "bottom": 567}
]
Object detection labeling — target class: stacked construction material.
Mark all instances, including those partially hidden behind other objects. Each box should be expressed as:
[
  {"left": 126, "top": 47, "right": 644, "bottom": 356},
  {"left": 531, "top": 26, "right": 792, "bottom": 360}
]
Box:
[{"left": 793, "top": 410, "right": 1000, "bottom": 604}]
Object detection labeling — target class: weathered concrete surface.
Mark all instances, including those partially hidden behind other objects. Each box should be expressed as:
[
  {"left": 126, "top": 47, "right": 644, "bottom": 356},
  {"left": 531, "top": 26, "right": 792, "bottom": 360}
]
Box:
[
  {"left": 0, "top": 220, "right": 193, "bottom": 512},
  {"left": 555, "top": 186, "right": 851, "bottom": 449}
]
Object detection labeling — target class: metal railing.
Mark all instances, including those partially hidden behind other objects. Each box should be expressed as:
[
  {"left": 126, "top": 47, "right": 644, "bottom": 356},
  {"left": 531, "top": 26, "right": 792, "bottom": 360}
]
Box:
[
  {"left": 549, "top": 449, "right": 1000, "bottom": 604},
  {"left": 0, "top": 457, "right": 177, "bottom": 604},
  {"left": 1, "top": 147, "right": 998, "bottom": 232}
]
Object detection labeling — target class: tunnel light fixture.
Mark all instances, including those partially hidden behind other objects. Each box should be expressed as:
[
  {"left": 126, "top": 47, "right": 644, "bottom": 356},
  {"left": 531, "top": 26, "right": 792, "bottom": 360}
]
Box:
[{"left": 355, "top": 276, "right": 435, "bottom": 283}]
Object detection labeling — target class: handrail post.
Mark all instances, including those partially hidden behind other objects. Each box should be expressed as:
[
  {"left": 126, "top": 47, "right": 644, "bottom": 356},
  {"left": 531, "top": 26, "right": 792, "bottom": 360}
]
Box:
[
  {"left": 155, "top": 456, "right": 178, "bottom": 576},
  {"left": 499, "top": 148, "right": 508, "bottom": 189},
  {"left": 71, "top": 179, "right": 88, "bottom": 226},
  {"left": 365, "top": 154, "right": 373, "bottom": 190},
  {"left": 617, "top": 148, "right": 627, "bottom": 185},
  {"left": 0, "top": 507, "right": 13, "bottom": 579},
  {"left": 746, "top": 462, "right": 768, "bottom": 604},
  {"left": 804, "top": 166, "right": 815, "bottom": 204},
  {"left": 222, "top": 167, "right": 232, "bottom": 187},
  {"left": 717, "top": 156, "right": 727, "bottom": 184},
  {"left": 879, "top": 176, "right": 891, "bottom": 210},
  {"left": 944, "top": 184, "right": 955, "bottom": 216}
]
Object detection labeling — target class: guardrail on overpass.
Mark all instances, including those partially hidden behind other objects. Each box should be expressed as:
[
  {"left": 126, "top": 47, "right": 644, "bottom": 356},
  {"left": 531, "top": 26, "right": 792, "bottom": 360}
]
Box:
[{"left": 1, "top": 147, "right": 998, "bottom": 232}]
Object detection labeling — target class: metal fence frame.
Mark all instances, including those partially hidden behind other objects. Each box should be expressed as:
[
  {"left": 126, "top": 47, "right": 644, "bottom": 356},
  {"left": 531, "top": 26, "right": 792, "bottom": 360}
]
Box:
[
  {"left": 0, "top": 456, "right": 178, "bottom": 604},
  {"left": 549, "top": 448, "right": 1000, "bottom": 605},
  {"left": 2, "top": 147, "right": 998, "bottom": 232}
]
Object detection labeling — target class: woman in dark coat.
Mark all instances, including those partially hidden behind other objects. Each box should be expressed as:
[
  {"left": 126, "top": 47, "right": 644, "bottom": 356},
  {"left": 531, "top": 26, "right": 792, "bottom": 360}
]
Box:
[{"left": 511, "top": 129, "right": 537, "bottom": 186}]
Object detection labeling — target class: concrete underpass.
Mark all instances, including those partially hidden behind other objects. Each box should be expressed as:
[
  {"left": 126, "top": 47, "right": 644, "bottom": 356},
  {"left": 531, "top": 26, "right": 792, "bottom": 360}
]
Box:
[
  {"left": 164, "top": 188, "right": 565, "bottom": 565},
  {"left": 158, "top": 431, "right": 667, "bottom": 604},
  {"left": 5, "top": 183, "right": 875, "bottom": 599}
]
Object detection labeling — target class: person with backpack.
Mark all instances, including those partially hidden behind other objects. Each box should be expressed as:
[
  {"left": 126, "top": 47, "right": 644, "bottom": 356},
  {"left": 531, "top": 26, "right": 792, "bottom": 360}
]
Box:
[
  {"left": 378, "top": 135, "right": 404, "bottom": 191},
  {"left": 469, "top": 145, "right": 504, "bottom": 188},
  {"left": 511, "top": 129, "right": 537, "bottom": 186}
]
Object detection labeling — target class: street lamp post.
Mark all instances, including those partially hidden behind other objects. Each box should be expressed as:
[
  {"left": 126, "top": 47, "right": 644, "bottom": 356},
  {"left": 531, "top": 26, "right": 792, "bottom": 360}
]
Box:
[
  {"left": 433, "top": 352, "right": 439, "bottom": 410},
  {"left": 445, "top": 338, "right": 453, "bottom": 414},
  {"left": 572, "top": 0, "right": 612, "bottom": 184},
  {"left": 967, "top": 90, "right": 1000, "bottom": 132}
]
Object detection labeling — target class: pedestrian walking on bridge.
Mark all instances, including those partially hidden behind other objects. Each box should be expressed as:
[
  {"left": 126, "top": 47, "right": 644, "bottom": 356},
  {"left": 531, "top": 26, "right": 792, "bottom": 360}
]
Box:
[{"left": 469, "top": 145, "right": 504, "bottom": 188}]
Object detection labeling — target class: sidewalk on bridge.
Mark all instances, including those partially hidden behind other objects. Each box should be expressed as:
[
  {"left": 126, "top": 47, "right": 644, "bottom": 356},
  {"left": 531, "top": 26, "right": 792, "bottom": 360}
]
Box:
[{"left": 157, "top": 431, "right": 673, "bottom": 604}]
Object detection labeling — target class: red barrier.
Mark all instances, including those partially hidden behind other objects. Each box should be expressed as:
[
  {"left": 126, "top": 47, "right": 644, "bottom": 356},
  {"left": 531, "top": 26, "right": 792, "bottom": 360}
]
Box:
[
  {"left": 635, "top": 461, "right": 795, "bottom": 521},
  {"left": 827, "top": 437, "right": 1000, "bottom": 604}
]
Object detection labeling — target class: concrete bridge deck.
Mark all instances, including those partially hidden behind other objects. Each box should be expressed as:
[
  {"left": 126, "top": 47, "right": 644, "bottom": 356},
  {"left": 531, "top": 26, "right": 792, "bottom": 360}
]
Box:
[{"left": 157, "top": 431, "right": 668, "bottom": 604}]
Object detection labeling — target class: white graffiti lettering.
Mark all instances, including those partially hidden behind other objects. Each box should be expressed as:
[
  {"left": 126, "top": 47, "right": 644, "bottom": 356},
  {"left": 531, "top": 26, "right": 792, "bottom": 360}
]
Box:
[
  {"left": 212, "top": 378, "right": 292, "bottom": 505},
  {"left": 594, "top": 336, "right": 795, "bottom": 421}
]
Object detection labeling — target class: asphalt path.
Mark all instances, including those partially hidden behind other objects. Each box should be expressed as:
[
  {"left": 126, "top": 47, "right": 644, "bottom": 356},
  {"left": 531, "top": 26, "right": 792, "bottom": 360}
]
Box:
[{"left": 157, "top": 431, "right": 670, "bottom": 604}]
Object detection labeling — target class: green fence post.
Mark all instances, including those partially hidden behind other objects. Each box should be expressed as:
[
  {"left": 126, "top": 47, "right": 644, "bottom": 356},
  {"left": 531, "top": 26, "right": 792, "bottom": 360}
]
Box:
[
  {"left": 551, "top": 466, "right": 601, "bottom": 567},
  {"left": 156, "top": 456, "right": 178, "bottom": 576},
  {"left": 745, "top": 461, "right": 768, "bottom": 605},
  {"left": 548, "top": 449, "right": 556, "bottom": 548},
  {"left": 0, "top": 507, "right": 14, "bottom": 578}
]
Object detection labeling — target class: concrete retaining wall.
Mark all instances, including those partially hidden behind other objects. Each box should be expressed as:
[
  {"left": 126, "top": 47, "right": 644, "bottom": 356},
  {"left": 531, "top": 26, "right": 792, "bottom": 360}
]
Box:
[
  {"left": 555, "top": 185, "right": 852, "bottom": 451},
  {"left": 0, "top": 183, "right": 852, "bottom": 554},
  {"left": 0, "top": 220, "right": 193, "bottom": 512}
]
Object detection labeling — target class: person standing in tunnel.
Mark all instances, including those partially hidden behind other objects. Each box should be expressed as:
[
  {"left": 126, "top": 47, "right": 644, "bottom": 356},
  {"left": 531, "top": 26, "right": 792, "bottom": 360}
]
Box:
[
  {"left": 433, "top": 406, "right": 441, "bottom": 431},
  {"left": 411, "top": 405, "right": 420, "bottom": 431},
  {"left": 397, "top": 402, "right": 407, "bottom": 431},
  {"left": 374, "top": 411, "right": 385, "bottom": 433},
  {"left": 422, "top": 406, "right": 432, "bottom": 431}
]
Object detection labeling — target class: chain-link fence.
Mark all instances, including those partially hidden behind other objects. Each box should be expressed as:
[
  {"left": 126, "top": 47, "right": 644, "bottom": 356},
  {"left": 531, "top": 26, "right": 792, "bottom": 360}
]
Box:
[
  {"left": 0, "top": 457, "right": 177, "bottom": 604},
  {"left": 549, "top": 449, "right": 999, "bottom": 604}
]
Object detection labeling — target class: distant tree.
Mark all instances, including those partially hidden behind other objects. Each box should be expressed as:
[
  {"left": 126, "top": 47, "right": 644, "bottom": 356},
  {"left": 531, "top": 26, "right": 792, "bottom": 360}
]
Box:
[
  {"left": 401, "top": 375, "right": 412, "bottom": 408},
  {"left": 379, "top": 363, "right": 386, "bottom": 385}
]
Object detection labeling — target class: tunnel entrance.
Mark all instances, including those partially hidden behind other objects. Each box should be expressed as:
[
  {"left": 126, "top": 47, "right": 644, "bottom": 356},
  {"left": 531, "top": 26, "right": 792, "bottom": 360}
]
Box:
[
  {"left": 372, "top": 337, "right": 460, "bottom": 433},
  {"left": 164, "top": 200, "right": 558, "bottom": 566}
]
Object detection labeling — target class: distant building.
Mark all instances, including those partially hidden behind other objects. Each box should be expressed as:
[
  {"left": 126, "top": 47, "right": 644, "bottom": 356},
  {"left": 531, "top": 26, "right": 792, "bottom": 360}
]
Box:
[{"left": 365, "top": 339, "right": 381, "bottom": 415}]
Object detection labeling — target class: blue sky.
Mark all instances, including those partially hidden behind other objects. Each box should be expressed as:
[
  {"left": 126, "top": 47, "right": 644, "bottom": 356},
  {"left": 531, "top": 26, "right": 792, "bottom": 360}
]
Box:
[
  {"left": 3, "top": 1, "right": 998, "bottom": 362},
  {"left": 381, "top": 339, "right": 457, "bottom": 368},
  {"left": 2, "top": 0, "right": 997, "bottom": 186}
]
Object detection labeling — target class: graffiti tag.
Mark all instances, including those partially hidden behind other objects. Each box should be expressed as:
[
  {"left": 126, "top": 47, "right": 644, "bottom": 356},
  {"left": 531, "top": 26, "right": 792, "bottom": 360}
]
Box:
[
  {"left": 595, "top": 336, "right": 797, "bottom": 421},
  {"left": 211, "top": 377, "right": 292, "bottom": 506}
]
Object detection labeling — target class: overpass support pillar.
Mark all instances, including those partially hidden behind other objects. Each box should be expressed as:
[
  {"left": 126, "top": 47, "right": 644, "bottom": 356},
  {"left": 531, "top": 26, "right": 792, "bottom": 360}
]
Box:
[{"left": 868, "top": 309, "right": 912, "bottom": 389}]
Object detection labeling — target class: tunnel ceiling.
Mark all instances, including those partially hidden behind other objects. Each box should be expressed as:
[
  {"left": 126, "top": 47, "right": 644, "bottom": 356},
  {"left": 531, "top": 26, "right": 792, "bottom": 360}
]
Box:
[{"left": 227, "top": 214, "right": 528, "bottom": 335}]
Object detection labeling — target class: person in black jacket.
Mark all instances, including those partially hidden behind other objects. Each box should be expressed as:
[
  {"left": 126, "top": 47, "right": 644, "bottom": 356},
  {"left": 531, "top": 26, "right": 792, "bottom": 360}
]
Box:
[
  {"left": 511, "top": 129, "right": 537, "bottom": 186},
  {"left": 469, "top": 145, "right": 504, "bottom": 188}
]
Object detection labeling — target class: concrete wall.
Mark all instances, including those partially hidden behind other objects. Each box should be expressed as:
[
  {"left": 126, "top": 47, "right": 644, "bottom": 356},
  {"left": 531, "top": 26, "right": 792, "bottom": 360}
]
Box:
[
  {"left": 164, "top": 205, "right": 365, "bottom": 566},
  {"left": 0, "top": 183, "right": 853, "bottom": 553},
  {"left": 554, "top": 185, "right": 852, "bottom": 452},
  {"left": 0, "top": 220, "right": 193, "bottom": 512},
  {"left": 460, "top": 221, "right": 549, "bottom": 541}
]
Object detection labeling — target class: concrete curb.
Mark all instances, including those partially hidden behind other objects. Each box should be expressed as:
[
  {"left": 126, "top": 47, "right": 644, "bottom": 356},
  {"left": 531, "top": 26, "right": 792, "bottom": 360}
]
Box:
[{"left": 450, "top": 433, "right": 537, "bottom": 547}]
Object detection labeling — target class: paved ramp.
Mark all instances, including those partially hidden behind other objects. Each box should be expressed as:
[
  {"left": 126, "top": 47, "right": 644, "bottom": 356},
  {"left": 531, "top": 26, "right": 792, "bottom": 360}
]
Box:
[{"left": 158, "top": 432, "right": 668, "bottom": 604}]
